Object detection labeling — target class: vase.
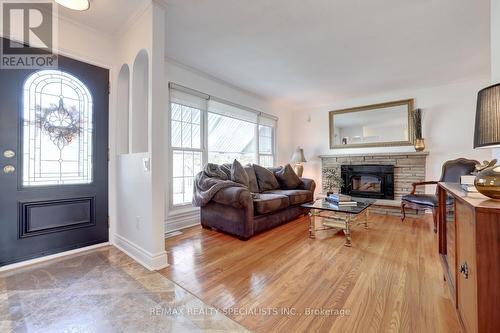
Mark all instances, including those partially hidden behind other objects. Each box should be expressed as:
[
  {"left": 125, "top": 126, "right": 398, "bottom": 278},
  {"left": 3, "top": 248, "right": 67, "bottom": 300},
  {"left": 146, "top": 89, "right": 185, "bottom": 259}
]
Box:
[
  {"left": 475, "top": 165, "right": 500, "bottom": 199},
  {"left": 414, "top": 138, "right": 425, "bottom": 152}
]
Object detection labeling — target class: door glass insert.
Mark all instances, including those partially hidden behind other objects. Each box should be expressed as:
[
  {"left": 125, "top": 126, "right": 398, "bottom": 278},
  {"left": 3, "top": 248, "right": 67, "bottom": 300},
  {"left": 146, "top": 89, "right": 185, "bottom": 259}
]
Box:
[{"left": 23, "top": 70, "right": 93, "bottom": 186}]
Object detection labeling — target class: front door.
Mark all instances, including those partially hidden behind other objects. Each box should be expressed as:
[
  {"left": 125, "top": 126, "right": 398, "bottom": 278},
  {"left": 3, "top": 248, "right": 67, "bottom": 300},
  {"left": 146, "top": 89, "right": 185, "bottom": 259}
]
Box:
[{"left": 0, "top": 43, "right": 109, "bottom": 266}]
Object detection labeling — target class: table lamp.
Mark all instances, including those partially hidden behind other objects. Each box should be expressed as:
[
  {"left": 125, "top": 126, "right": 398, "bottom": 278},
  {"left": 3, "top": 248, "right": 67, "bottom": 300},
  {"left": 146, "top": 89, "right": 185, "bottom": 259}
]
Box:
[
  {"left": 291, "top": 147, "right": 307, "bottom": 177},
  {"left": 473, "top": 83, "right": 500, "bottom": 199}
]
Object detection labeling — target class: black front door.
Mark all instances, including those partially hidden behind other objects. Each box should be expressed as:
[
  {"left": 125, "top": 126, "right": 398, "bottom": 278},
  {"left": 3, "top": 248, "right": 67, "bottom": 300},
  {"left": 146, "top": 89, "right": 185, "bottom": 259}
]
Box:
[{"left": 0, "top": 45, "right": 109, "bottom": 266}]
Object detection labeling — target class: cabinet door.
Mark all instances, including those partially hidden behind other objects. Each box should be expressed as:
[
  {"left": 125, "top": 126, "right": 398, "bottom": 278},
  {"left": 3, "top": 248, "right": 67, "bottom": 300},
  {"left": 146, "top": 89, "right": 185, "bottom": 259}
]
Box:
[
  {"left": 446, "top": 195, "right": 456, "bottom": 289},
  {"left": 456, "top": 200, "right": 477, "bottom": 333}
]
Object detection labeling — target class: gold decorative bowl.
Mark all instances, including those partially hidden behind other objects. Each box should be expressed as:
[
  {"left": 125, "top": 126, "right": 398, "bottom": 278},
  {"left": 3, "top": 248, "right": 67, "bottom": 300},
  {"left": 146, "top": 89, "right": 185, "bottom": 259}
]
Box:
[{"left": 475, "top": 165, "right": 500, "bottom": 199}]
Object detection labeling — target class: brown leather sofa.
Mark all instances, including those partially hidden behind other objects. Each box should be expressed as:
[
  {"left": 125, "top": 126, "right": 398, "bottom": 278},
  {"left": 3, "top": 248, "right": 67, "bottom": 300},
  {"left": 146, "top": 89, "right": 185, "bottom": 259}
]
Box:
[{"left": 201, "top": 166, "right": 316, "bottom": 240}]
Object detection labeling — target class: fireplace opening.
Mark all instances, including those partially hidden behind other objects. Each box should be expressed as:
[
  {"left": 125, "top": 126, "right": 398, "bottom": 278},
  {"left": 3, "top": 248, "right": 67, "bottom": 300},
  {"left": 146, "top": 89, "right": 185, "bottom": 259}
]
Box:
[
  {"left": 341, "top": 164, "right": 394, "bottom": 200},
  {"left": 351, "top": 175, "right": 382, "bottom": 193}
]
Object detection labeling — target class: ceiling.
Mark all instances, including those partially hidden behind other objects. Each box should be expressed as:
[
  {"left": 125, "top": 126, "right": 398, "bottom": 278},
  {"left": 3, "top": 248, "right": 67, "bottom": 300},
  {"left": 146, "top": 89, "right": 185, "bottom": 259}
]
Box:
[
  {"left": 56, "top": 0, "right": 140, "bottom": 35},
  {"left": 57, "top": 0, "right": 491, "bottom": 109},
  {"left": 164, "top": 0, "right": 491, "bottom": 108}
]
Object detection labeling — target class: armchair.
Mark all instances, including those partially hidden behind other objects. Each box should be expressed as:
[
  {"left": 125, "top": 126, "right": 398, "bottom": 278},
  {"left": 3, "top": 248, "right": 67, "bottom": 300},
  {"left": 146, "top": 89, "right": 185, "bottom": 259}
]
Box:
[{"left": 401, "top": 158, "right": 478, "bottom": 233}]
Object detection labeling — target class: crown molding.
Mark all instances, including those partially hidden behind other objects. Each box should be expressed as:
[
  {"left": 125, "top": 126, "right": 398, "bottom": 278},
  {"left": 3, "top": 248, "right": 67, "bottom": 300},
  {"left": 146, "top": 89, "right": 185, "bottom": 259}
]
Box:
[
  {"left": 55, "top": 9, "right": 115, "bottom": 42},
  {"left": 112, "top": 0, "right": 153, "bottom": 39}
]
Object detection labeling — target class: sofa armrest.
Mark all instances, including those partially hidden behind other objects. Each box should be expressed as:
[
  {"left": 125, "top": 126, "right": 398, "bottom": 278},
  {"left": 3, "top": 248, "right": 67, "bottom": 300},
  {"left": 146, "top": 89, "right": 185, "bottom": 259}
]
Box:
[
  {"left": 212, "top": 186, "right": 253, "bottom": 209},
  {"left": 298, "top": 178, "right": 316, "bottom": 193}
]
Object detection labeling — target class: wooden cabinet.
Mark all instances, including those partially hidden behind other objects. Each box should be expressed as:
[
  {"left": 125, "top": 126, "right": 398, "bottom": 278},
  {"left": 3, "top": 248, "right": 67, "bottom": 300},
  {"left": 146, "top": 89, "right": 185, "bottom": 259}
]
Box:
[{"left": 438, "top": 183, "right": 500, "bottom": 333}]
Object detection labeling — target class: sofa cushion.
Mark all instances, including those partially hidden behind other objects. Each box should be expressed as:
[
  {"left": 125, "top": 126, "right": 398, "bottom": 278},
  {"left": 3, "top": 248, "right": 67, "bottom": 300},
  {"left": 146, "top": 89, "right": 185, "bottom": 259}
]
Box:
[
  {"left": 402, "top": 194, "right": 438, "bottom": 207},
  {"left": 253, "top": 193, "right": 289, "bottom": 215},
  {"left": 274, "top": 164, "right": 302, "bottom": 189},
  {"left": 264, "top": 189, "right": 313, "bottom": 206},
  {"left": 231, "top": 160, "right": 249, "bottom": 187},
  {"left": 244, "top": 165, "right": 260, "bottom": 193},
  {"left": 253, "top": 164, "right": 280, "bottom": 192}
]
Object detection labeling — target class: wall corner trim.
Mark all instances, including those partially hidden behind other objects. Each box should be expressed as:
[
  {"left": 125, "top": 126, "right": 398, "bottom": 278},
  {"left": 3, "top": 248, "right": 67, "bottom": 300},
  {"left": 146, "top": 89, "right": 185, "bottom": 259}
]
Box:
[{"left": 113, "top": 233, "right": 168, "bottom": 271}]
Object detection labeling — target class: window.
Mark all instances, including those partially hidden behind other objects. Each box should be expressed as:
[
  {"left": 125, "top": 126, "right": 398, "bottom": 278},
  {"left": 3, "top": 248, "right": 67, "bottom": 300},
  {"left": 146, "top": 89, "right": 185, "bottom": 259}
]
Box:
[
  {"left": 207, "top": 100, "right": 259, "bottom": 166},
  {"left": 258, "top": 125, "right": 274, "bottom": 167},
  {"left": 171, "top": 102, "right": 203, "bottom": 206},
  {"left": 169, "top": 84, "right": 277, "bottom": 207},
  {"left": 23, "top": 70, "right": 93, "bottom": 186},
  {"left": 208, "top": 113, "right": 256, "bottom": 165}
]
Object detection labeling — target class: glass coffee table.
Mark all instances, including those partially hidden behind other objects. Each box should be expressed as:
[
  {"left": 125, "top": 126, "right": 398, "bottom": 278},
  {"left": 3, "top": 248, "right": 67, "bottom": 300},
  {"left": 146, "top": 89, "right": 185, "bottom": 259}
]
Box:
[{"left": 301, "top": 198, "right": 374, "bottom": 247}]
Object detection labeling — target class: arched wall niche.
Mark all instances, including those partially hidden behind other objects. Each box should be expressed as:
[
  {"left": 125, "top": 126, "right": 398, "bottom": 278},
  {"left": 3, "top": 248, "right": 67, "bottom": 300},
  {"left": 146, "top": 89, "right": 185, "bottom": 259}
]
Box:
[
  {"left": 116, "top": 64, "right": 130, "bottom": 154},
  {"left": 131, "top": 49, "right": 149, "bottom": 153}
]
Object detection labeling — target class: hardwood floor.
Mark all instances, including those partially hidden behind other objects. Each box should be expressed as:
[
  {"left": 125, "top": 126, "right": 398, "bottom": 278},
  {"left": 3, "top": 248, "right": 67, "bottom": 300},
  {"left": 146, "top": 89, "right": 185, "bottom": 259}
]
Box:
[{"left": 160, "top": 213, "right": 461, "bottom": 333}]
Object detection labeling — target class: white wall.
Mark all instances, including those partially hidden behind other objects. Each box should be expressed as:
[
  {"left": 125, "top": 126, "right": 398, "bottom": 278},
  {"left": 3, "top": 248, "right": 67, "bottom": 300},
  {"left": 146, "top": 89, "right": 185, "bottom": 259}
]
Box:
[
  {"left": 290, "top": 77, "right": 493, "bottom": 193},
  {"left": 111, "top": 2, "right": 168, "bottom": 270},
  {"left": 492, "top": 0, "right": 500, "bottom": 160},
  {"left": 56, "top": 18, "right": 116, "bottom": 68}
]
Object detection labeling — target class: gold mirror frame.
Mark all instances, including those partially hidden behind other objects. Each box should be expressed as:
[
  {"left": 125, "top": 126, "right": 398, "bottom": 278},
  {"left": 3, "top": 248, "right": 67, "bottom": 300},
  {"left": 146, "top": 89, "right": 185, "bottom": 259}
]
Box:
[{"left": 329, "top": 98, "right": 415, "bottom": 149}]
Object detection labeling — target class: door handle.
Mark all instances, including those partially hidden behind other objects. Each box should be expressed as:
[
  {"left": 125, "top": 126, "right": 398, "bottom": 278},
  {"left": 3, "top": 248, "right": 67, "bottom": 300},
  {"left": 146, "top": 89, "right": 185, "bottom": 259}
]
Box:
[
  {"left": 3, "top": 165, "right": 15, "bottom": 174},
  {"left": 459, "top": 262, "right": 469, "bottom": 279}
]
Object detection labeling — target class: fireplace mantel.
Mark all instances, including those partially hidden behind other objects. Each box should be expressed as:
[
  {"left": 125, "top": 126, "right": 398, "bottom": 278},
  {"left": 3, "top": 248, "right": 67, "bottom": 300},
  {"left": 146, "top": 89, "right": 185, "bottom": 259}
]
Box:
[{"left": 319, "top": 151, "right": 429, "bottom": 159}]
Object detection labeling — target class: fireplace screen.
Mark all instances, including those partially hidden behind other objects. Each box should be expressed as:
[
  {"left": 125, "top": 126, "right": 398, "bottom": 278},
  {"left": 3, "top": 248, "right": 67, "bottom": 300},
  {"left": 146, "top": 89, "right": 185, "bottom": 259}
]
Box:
[
  {"left": 351, "top": 175, "right": 382, "bottom": 193},
  {"left": 341, "top": 164, "right": 394, "bottom": 200}
]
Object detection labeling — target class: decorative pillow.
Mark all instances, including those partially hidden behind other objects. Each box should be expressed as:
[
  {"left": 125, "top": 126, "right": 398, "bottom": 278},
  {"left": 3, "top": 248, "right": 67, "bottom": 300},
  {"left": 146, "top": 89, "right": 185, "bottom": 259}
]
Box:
[
  {"left": 253, "top": 164, "right": 280, "bottom": 192},
  {"left": 231, "top": 160, "right": 249, "bottom": 187},
  {"left": 275, "top": 164, "right": 302, "bottom": 189},
  {"left": 244, "top": 165, "right": 260, "bottom": 193}
]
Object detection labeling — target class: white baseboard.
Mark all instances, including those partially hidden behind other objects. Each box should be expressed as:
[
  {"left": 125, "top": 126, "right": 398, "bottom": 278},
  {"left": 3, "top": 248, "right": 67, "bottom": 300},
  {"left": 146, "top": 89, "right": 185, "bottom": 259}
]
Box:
[
  {"left": 113, "top": 233, "right": 168, "bottom": 271},
  {"left": 165, "top": 209, "right": 200, "bottom": 234},
  {"left": 0, "top": 242, "right": 109, "bottom": 272}
]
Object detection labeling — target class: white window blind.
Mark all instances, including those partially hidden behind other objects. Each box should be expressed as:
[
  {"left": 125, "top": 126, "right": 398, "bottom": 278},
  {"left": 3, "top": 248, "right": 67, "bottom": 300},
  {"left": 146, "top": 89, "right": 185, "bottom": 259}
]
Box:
[{"left": 208, "top": 99, "right": 258, "bottom": 123}]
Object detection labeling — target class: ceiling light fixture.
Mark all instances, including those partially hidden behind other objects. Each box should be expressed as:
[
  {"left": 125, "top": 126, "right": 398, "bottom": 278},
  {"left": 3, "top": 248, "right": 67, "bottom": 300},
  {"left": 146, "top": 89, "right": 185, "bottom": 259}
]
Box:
[{"left": 54, "top": 0, "right": 90, "bottom": 11}]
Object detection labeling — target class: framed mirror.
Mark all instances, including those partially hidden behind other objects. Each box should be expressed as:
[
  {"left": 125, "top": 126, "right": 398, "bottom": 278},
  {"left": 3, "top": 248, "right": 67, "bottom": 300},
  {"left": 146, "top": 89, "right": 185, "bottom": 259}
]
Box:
[{"left": 329, "top": 99, "right": 415, "bottom": 149}]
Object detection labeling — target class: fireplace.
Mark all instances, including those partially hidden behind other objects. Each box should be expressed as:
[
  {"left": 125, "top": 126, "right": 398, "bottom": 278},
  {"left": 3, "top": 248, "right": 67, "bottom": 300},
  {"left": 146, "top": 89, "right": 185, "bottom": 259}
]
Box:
[{"left": 341, "top": 164, "right": 394, "bottom": 199}]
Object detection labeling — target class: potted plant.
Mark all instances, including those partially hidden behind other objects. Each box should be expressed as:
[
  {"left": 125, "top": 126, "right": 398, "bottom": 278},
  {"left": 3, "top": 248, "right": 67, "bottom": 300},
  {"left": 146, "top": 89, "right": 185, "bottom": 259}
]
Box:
[
  {"left": 413, "top": 108, "right": 425, "bottom": 151},
  {"left": 323, "top": 167, "right": 344, "bottom": 196}
]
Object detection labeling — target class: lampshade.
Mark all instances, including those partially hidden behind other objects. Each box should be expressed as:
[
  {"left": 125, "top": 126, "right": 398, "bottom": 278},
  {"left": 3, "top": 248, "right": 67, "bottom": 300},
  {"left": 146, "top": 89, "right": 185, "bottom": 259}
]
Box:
[
  {"left": 474, "top": 83, "right": 500, "bottom": 148},
  {"left": 55, "top": 0, "right": 90, "bottom": 11},
  {"left": 291, "top": 147, "right": 307, "bottom": 163}
]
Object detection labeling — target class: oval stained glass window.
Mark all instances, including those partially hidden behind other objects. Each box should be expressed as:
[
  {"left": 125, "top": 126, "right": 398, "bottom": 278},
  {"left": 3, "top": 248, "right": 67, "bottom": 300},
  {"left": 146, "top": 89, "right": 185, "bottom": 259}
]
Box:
[{"left": 22, "top": 70, "right": 93, "bottom": 186}]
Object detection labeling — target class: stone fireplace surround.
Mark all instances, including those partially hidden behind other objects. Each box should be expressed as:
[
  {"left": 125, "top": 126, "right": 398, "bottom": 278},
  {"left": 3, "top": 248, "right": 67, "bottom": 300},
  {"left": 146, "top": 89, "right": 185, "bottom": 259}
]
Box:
[{"left": 320, "top": 152, "right": 428, "bottom": 216}]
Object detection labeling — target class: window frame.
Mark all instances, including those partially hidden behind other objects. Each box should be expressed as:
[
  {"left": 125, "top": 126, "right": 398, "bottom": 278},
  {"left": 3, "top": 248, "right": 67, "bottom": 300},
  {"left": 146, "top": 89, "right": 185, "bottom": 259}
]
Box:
[
  {"left": 168, "top": 101, "right": 206, "bottom": 209},
  {"left": 258, "top": 123, "right": 275, "bottom": 167},
  {"left": 167, "top": 84, "right": 277, "bottom": 211}
]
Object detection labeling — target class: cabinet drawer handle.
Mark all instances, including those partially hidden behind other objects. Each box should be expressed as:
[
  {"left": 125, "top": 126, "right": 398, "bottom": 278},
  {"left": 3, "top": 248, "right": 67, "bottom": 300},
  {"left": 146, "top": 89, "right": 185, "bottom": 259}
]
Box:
[{"left": 459, "top": 262, "right": 469, "bottom": 279}]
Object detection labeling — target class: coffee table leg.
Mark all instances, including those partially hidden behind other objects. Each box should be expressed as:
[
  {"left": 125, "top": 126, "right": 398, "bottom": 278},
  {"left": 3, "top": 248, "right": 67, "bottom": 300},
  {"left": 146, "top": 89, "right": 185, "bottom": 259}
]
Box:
[
  {"left": 309, "top": 209, "right": 317, "bottom": 239},
  {"left": 343, "top": 216, "right": 352, "bottom": 247},
  {"left": 364, "top": 209, "right": 369, "bottom": 229}
]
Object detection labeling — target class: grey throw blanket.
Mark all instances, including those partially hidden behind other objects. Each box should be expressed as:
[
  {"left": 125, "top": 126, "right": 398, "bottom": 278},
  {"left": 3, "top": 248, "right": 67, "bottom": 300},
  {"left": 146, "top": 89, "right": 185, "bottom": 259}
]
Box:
[{"left": 192, "top": 163, "right": 244, "bottom": 207}]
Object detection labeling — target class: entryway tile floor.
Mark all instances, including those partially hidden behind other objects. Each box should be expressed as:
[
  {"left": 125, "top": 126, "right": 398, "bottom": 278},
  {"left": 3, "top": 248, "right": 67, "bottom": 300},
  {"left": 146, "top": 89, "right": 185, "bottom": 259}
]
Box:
[{"left": 0, "top": 246, "right": 247, "bottom": 333}]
